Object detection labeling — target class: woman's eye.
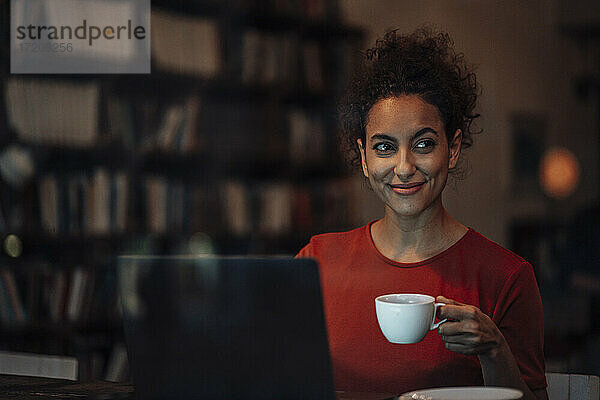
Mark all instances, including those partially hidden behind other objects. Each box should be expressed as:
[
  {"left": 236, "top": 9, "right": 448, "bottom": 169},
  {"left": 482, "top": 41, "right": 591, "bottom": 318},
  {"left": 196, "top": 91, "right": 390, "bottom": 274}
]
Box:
[
  {"left": 373, "top": 142, "right": 394, "bottom": 153},
  {"left": 414, "top": 139, "right": 436, "bottom": 150}
]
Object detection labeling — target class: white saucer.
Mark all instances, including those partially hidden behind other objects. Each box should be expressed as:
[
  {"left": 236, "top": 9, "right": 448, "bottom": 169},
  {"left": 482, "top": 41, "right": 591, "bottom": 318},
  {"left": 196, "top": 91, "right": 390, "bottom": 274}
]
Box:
[{"left": 398, "top": 386, "right": 523, "bottom": 400}]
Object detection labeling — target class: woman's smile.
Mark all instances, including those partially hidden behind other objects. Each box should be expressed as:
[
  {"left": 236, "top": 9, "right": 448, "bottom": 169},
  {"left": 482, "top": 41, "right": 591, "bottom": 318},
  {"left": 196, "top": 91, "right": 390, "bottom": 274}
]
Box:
[{"left": 389, "top": 181, "right": 426, "bottom": 195}]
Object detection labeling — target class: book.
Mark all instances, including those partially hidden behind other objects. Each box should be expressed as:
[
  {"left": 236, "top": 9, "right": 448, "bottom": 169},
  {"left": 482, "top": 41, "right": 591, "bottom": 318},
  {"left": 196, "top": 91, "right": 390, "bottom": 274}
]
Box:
[
  {"left": 104, "top": 343, "right": 129, "bottom": 382},
  {"left": 154, "top": 96, "right": 202, "bottom": 154},
  {"left": 258, "top": 183, "right": 292, "bottom": 234},
  {"left": 89, "top": 168, "right": 111, "bottom": 235},
  {"left": 179, "top": 96, "right": 202, "bottom": 153},
  {"left": 156, "top": 105, "right": 185, "bottom": 152},
  {"left": 49, "top": 269, "right": 67, "bottom": 323},
  {"left": 113, "top": 172, "right": 129, "bottom": 233},
  {"left": 221, "top": 180, "right": 251, "bottom": 236},
  {"left": 67, "top": 174, "right": 86, "bottom": 234},
  {"left": 166, "top": 181, "right": 185, "bottom": 232},
  {"left": 241, "top": 30, "right": 301, "bottom": 87},
  {"left": 5, "top": 78, "right": 99, "bottom": 147},
  {"left": 106, "top": 98, "right": 136, "bottom": 148},
  {"left": 39, "top": 174, "right": 59, "bottom": 235},
  {"left": 145, "top": 176, "right": 167, "bottom": 233},
  {"left": 0, "top": 351, "right": 78, "bottom": 380},
  {"left": 1, "top": 269, "right": 25, "bottom": 323},
  {"left": 0, "top": 276, "right": 12, "bottom": 323},
  {"left": 152, "top": 10, "right": 222, "bottom": 77},
  {"left": 288, "top": 108, "right": 325, "bottom": 166},
  {"left": 66, "top": 267, "right": 88, "bottom": 322}
]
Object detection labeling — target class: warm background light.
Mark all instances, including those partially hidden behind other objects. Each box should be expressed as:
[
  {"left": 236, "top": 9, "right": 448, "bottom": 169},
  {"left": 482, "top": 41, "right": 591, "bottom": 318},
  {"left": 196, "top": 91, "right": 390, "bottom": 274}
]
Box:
[
  {"left": 539, "top": 147, "right": 580, "bottom": 199},
  {"left": 3, "top": 234, "right": 23, "bottom": 258}
]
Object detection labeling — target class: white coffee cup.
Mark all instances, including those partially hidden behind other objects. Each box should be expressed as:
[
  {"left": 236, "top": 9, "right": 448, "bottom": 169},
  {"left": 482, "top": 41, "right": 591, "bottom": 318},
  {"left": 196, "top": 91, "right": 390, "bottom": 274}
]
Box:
[{"left": 375, "top": 294, "right": 446, "bottom": 344}]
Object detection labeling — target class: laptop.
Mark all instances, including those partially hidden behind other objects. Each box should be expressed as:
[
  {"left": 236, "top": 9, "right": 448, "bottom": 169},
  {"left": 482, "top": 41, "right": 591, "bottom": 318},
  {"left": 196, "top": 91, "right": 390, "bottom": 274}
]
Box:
[{"left": 117, "top": 255, "right": 335, "bottom": 400}]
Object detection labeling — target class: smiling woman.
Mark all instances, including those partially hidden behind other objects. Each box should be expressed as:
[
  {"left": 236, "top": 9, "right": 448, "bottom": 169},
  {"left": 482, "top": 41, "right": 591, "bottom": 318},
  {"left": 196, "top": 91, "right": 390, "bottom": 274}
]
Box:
[{"left": 296, "top": 28, "right": 549, "bottom": 400}]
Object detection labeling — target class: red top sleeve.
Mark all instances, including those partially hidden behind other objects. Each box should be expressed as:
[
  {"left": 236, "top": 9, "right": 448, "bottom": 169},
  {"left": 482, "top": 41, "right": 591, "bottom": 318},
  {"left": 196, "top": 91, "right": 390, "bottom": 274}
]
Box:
[{"left": 492, "top": 262, "right": 546, "bottom": 390}]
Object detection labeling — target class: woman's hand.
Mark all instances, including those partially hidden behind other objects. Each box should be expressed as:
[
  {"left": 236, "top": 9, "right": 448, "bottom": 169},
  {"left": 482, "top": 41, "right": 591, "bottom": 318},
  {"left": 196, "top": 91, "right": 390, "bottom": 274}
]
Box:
[
  {"left": 436, "top": 296, "right": 548, "bottom": 400},
  {"left": 436, "top": 296, "right": 506, "bottom": 357}
]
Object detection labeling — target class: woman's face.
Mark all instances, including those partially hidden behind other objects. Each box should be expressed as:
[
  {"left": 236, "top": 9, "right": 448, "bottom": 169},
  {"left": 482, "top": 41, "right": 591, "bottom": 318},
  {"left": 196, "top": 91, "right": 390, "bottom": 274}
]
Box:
[{"left": 358, "top": 95, "right": 462, "bottom": 219}]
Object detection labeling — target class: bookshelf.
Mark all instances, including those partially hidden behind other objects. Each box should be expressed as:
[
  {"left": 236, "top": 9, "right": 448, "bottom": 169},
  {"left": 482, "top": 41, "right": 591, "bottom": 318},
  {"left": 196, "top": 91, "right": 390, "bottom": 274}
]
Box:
[{"left": 0, "top": 0, "right": 364, "bottom": 381}]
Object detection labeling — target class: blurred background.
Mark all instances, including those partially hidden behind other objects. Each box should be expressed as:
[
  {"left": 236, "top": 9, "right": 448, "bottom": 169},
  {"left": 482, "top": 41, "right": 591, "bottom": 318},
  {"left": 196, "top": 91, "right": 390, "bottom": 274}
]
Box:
[{"left": 0, "top": 0, "right": 598, "bottom": 383}]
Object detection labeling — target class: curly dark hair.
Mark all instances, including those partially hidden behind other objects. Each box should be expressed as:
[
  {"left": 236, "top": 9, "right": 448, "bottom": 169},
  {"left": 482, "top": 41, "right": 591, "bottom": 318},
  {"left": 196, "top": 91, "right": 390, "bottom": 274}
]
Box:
[{"left": 339, "top": 27, "right": 481, "bottom": 171}]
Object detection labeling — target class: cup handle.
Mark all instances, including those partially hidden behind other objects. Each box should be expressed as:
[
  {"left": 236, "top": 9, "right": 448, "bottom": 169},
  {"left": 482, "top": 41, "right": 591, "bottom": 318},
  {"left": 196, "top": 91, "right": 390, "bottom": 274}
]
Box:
[{"left": 430, "top": 302, "right": 447, "bottom": 330}]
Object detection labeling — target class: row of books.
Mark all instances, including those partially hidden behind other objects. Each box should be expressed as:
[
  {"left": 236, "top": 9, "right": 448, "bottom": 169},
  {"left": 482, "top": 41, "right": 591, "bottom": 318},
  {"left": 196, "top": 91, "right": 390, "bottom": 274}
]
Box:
[
  {"left": 143, "top": 176, "right": 367, "bottom": 237},
  {"left": 0, "top": 265, "right": 119, "bottom": 325},
  {"left": 6, "top": 80, "right": 329, "bottom": 167},
  {"left": 0, "top": 264, "right": 126, "bottom": 381},
  {"left": 36, "top": 171, "right": 368, "bottom": 238},
  {"left": 4, "top": 77, "right": 202, "bottom": 153},
  {"left": 219, "top": 177, "right": 367, "bottom": 236},
  {"left": 109, "top": 95, "right": 328, "bottom": 167},
  {"left": 107, "top": 96, "right": 202, "bottom": 154},
  {"left": 152, "top": 9, "right": 332, "bottom": 92},
  {"left": 39, "top": 170, "right": 129, "bottom": 236},
  {"left": 143, "top": 176, "right": 205, "bottom": 234},
  {"left": 199, "top": 99, "right": 332, "bottom": 167},
  {"left": 238, "top": 30, "right": 325, "bottom": 92}
]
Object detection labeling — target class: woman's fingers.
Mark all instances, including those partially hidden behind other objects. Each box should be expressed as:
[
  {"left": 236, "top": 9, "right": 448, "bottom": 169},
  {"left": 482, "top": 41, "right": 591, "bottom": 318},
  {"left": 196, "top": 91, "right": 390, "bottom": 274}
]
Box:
[
  {"left": 436, "top": 295, "right": 462, "bottom": 305},
  {"left": 436, "top": 296, "right": 479, "bottom": 322},
  {"left": 443, "top": 342, "right": 471, "bottom": 353},
  {"left": 439, "top": 332, "right": 474, "bottom": 343},
  {"left": 438, "top": 320, "right": 479, "bottom": 336},
  {"left": 438, "top": 303, "right": 478, "bottom": 321}
]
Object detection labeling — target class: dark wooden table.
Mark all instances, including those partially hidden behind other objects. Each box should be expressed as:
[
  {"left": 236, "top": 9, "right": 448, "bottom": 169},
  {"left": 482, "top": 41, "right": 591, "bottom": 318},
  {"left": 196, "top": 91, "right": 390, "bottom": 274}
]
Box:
[
  {"left": 0, "top": 375, "right": 397, "bottom": 399},
  {"left": 0, "top": 375, "right": 134, "bottom": 399}
]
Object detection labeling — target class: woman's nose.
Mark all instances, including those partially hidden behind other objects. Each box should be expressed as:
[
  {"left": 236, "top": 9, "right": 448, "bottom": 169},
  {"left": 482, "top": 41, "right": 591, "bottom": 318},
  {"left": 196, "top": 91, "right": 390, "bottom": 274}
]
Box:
[{"left": 394, "top": 150, "right": 416, "bottom": 179}]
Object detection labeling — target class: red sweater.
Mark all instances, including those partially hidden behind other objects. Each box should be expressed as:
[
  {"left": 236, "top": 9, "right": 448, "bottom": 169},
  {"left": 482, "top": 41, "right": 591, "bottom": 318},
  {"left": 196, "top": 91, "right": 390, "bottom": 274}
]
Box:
[{"left": 296, "top": 221, "right": 546, "bottom": 394}]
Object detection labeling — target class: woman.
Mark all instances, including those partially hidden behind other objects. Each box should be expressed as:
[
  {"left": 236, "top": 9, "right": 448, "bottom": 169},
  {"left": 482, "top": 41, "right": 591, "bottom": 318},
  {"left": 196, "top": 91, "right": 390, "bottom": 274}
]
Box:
[{"left": 296, "top": 28, "right": 548, "bottom": 399}]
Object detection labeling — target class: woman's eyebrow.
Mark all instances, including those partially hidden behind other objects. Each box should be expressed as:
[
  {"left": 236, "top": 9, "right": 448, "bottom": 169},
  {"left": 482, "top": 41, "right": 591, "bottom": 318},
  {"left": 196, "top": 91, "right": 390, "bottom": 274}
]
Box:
[
  {"left": 412, "top": 127, "right": 439, "bottom": 139},
  {"left": 369, "top": 128, "right": 438, "bottom": 143},
  {"left": 369, "top": 134, "right": 397, "bottom": 143}
]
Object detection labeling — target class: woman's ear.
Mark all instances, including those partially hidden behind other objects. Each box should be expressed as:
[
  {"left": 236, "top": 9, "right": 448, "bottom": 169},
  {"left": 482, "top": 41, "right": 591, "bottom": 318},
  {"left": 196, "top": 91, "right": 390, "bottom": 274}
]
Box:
[
  {"left": 448, "top": 129, "right": 462, "bottom": 169},
  {"left": 357, "top": 138, "right": 369, "bottom": 178}
]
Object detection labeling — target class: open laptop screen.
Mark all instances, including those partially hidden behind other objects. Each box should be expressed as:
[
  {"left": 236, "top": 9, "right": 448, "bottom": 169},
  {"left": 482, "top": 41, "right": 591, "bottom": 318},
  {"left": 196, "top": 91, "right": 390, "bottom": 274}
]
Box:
[{"left": 118, "top": 255, "right": 334, "bottom": 400}]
